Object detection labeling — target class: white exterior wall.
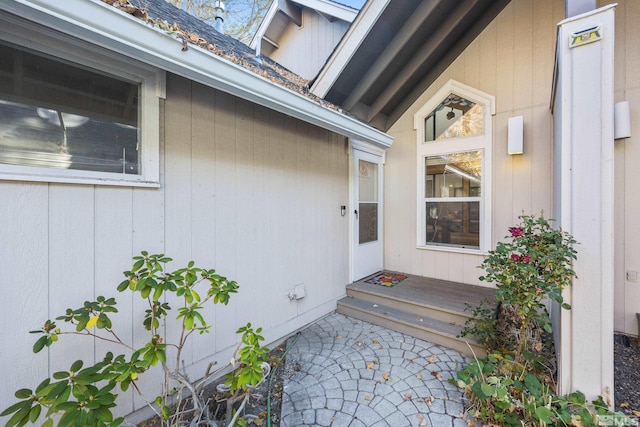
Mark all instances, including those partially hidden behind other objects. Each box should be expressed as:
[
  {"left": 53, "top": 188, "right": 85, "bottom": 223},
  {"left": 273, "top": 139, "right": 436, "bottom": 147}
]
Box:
[
  {"left": 263, "top": 8, "right": 351, "bottom": 81},
  {"left": 0, "top": 73, "right": 350, "bottom": 419},
  {"left": 605, "top": 0, "right": 640, "bottom": 337},
  {"left": 385, "top": 0, "right": 565, "bottom": 286}
]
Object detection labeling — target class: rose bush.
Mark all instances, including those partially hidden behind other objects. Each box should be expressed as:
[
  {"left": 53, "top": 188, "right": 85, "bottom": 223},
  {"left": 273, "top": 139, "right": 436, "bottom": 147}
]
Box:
[{"left": 478, "top": 213, "right": 577, "bottom": 361}]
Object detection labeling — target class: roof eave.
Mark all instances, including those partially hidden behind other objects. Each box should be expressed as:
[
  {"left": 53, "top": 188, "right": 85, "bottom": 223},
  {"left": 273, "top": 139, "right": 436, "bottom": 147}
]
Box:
[
  {"left": 310, "top": 0, "right": 389, "bottom": 98},
  {"left": 8, "top": 0, "right": 393, "bottom": 149},
  {"left": 289, "top": 0, "right": 358, "bottom": 22}
]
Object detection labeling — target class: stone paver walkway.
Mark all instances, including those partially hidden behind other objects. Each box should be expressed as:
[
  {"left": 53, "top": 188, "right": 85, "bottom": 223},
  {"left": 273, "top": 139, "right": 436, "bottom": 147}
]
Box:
[{"left": 280, "top": 313, "right": 474, "bottom": 427}]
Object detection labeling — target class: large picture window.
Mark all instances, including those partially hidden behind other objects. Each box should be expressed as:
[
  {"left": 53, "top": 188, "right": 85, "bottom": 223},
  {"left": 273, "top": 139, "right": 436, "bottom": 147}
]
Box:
[
  {"left": 0, "top": 43, "right": 140, "bottom": 174},
  {"left": 414, "top": 81, "right": 494, "bottom": 252},
  {"left": 0, "top": 17, "right": 162, "bottom": 186},
  {"left": 425, "top": 151, "right": 482, "bottom": 249}
]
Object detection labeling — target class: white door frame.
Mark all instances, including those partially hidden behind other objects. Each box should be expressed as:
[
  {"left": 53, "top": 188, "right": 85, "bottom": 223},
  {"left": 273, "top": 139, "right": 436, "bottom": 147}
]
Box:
[{"left": 349, "top": 140, "right": 386, "bottom": 283}]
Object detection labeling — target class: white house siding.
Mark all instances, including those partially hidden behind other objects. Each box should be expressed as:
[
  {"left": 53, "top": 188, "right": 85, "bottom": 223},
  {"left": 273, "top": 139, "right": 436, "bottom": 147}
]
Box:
[
  {"left": 603, "top": 0, "right": 640, "bottom": 337},
  {"left": 384, "top": 0, "right": 565, "bottom": 286},
  {"left": 263, "top": 8, "right": 351, "bottom": 81},
  {"left": 0, "top": 73, "right": 350, "bottom": 418}
]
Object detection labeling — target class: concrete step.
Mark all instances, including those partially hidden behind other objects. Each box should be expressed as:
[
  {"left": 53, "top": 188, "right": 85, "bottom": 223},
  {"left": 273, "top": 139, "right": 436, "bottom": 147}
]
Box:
[{"left": 337, "top": 295, "right": 486, "bottom": 358}]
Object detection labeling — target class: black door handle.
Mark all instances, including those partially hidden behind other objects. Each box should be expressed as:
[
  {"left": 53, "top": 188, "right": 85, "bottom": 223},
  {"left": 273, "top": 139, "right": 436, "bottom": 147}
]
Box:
[{"left": 354, "top": 209, "right": 358, "bottom": 219}]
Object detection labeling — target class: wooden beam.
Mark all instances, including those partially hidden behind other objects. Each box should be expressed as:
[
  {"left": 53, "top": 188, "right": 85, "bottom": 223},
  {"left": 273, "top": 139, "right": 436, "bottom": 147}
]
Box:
[
  {"left": 262, "top": 35, "right": 280, "bottom": 49},
  {"left": 343, "top": 0, "right": 445, "bottom": 111},
  {"left": 367, "top": 0, "right": 480, "bottom": 123},
  {"left": 278, "top": 0, "right": 302, "bottom": 27},
  {"left": 385, "top": 0, "right": 511, "bottom": 129}
]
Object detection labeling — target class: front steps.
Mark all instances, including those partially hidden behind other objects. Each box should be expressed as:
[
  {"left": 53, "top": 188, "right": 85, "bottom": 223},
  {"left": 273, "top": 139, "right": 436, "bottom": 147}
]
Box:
[{"left": 337, "top": 274, "right": 495, "bottom": 357}]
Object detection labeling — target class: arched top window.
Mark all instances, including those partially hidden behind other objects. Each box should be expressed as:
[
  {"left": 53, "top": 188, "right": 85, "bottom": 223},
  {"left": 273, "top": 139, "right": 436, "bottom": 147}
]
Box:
[
  {"left": 424, "top": 94, "right": 484, "bottom": 142},
  {"left": 414, "top": 80, "right": 494, "bottom": 253}
]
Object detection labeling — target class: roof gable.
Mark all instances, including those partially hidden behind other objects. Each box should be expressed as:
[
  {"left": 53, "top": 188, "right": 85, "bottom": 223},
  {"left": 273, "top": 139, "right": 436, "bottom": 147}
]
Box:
[
  {"left": 250, "top": 0, "right": 358, "bottom": 50},
  {"left": 311, "top": 0, "right": 512, "bottom": 131}
]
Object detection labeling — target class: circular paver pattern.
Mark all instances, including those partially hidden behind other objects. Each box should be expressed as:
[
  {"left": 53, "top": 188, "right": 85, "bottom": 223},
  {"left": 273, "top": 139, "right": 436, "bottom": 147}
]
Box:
[{"left": 280, "top": 313, "right": 475, "bottom": 427}]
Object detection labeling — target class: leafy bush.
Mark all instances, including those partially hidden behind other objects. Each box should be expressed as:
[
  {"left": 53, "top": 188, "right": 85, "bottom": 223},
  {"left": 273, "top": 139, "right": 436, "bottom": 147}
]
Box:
[
  {"left": 1, "top": 252, "right": 268, "bottom": 427},
  {"left": 462, "top": 213, "right": 577, "bottom": 362},
  {"left": 456, "top": 214, "right": 632, "bottom": 426}
]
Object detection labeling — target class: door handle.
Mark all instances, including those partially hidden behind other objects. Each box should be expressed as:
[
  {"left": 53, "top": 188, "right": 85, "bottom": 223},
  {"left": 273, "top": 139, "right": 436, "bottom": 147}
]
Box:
[{"left": 354, "top": 209, "right": 358, "bottom": 219}]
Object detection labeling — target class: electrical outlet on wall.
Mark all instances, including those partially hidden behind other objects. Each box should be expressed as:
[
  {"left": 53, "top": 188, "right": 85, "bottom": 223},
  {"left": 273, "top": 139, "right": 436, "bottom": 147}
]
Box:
[{"left": 626, "top": 271, "right": 638, "bottom": 282}]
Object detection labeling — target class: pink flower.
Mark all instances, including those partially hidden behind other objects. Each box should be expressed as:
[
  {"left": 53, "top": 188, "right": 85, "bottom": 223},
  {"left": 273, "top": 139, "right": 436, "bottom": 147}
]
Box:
[
  {"left": 509, "top": 227, "right": 524, "bottom": 237},
  {"left": 510, "top": 254, "right": 521, "bottom": 261},
  {"left": 521, "top": 255, "right": 530, "bottom": 263}
]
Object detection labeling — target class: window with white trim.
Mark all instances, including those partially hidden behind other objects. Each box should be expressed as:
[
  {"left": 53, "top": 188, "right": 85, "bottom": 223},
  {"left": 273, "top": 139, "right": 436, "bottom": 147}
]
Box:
[
  {"left": 415, "top": 81, "right": 494, "bottom": 252},
  {"left": 0, "top": 16, "right": 163, "bottom": 186}
]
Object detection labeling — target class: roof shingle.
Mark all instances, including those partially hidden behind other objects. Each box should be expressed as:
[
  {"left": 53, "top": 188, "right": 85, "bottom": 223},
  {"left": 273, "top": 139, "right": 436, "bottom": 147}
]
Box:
[{"left": 102, "top": 0, "right": 343, "bottom": 111}]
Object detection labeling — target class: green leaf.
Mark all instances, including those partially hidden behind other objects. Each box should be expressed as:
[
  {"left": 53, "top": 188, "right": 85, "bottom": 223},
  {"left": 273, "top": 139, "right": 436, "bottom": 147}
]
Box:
[
  {"left": 57, "top": 409, "right": 77, "bottom": 427},
  {"left": 479, "top": 382, "right": 495, "bottom": 397},
  {"left": 185, "top": 315, "right": 194, "bottom": 330},
  {"left": 140, "top": 286, "right": 152, "bottom": 299},
  {"left": 53, "top": 385, "right": 72, "bottom": 408},
  {"left": 5, "top": 403, "right": 31, "bottom": 427},
  {"left": 70, "top": 360, "right": 84, "bottom": 373},
  {"left": 28, "top": 404, "right": 41, "bottom": 422},
  {"left": 132, "top": 259, "right": 145, "bottom": 271},
  {"left": 152, "top": 286, "right": 163, "bottom": 302},
  {"left": 161, "top": 405, "right": 171, "bottom": 420},
  {"left": 45, "top": 380, "right": 68, "bottom": 401},
  {"left": 535, "top": 406, "right": 553, "bottom": 423},
  {"left": 471, "top": 381, "right": 488, "bottom": 399},
  {"left": 14, "top": 389, "right": 32, "bottom": 399},
  {"left": 33, "top": 336, "right": 48, "bottom": 353},
  {"left": 1, "top": 401, "right": 29, "bottom": 417}
]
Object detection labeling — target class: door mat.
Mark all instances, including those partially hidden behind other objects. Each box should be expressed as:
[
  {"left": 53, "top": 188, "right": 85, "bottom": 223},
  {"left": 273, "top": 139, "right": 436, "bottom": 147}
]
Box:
[{"left": 365, "top": 271, "right": 408, "bottom": 287}]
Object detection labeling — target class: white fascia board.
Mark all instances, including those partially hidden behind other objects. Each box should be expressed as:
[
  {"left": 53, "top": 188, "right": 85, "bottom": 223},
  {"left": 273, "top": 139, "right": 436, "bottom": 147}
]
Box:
[
  {"left": 8, "top": 0, "right": 392, "bottom": 148},
  {"left": 249, "top": 0, "right": 280, "bottom": 49},
  {"left": 289, "top": 0, "right": 358, "bottom": 22},
  {"left": 311, "top": 0, "right": 390, "bottom": 98}
]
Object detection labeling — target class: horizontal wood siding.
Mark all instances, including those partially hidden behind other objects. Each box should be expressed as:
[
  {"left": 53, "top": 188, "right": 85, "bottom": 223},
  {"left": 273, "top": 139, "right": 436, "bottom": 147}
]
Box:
[
  {"left": 0, "top": 73, "right": 349, "bottom": 417},
  {"left": 604, "top": 0, "right": 640, "bottom": 336},
  {"left": 385, "top": 0, "right": 564, "bottom": 286}
]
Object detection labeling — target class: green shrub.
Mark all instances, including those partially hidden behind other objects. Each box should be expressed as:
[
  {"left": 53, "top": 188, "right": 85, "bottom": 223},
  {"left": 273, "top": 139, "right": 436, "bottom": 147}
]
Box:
[
  {"left": 456, "top": 214, "right": 631, "bottom": 426},
  {"left": 1, "top": 252, "right": 268, "bottom": 427}
]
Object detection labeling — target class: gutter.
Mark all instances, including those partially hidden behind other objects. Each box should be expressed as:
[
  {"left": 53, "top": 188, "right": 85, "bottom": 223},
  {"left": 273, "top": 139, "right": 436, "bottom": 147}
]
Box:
[{"left": 5, "top": 0, "right": 393, "bottom": 149}]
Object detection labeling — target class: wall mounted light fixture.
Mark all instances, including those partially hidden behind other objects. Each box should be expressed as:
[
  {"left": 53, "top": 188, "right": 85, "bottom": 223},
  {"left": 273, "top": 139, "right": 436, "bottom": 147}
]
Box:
[
  {"left": 508, "top": 116, "right": 524, "bottom": 155},
  {"left": 615, "top": 101, "right": 631, "bottom": 140}
]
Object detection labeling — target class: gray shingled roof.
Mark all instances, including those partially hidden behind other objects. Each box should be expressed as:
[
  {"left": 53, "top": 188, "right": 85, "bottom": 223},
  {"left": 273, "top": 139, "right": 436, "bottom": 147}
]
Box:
[{"left": 109, "top": 0, "right": 324, "bottom": 101}]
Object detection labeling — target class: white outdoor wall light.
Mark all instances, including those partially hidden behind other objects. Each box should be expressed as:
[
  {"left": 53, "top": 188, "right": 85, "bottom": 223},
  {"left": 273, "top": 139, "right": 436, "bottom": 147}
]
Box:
[
  {"left": 508, "top": 116, "right": 524, "bottom": 155},
  {"left": 615, "top": 101, "right": 631, "bottom": 140}
]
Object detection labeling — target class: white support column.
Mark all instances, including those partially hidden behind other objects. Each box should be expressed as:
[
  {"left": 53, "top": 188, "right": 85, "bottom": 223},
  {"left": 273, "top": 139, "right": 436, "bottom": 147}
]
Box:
[{"left": 553, "top": 5, "right": 616, "bottom": 403}]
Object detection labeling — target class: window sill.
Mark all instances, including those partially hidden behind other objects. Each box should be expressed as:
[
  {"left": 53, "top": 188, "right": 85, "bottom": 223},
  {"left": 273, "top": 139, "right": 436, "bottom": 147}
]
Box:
[
  {"left": 416, "top": 244, "right": 487, "bottom": 256},
  {"left": 0, "top": 170, "right": 160, "bottom": 188}
]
